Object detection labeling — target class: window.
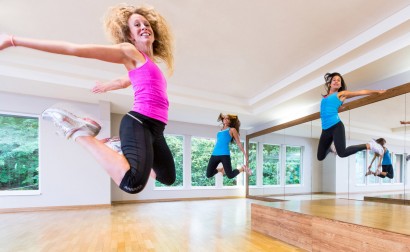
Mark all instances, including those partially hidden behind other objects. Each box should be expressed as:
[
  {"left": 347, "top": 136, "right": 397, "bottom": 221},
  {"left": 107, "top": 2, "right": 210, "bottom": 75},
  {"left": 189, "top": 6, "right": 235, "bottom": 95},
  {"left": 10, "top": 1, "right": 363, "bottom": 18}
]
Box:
[
  {"left": 285, "top": 146, "right": 301, "bottom": 185},
  {"left": 248, "top": 142, "right": 257, "bottom": 186},
  {"left": 262, "top": 144, "right": 280, "bottom": 185},
  {"left": 355, "top": 150, "right": 366, "bottom": 185},
  {"left": 0, "top": 113, "right": 39, "bottom": 194},
  {"left": 191, "top": 137, "right": 215, "bottom": 187},
  {"left": 393, "top": 153, "right": 403, "bottom": 184},
  {"left": 155, "top": 135, "right": 184, "bottom": 187}
]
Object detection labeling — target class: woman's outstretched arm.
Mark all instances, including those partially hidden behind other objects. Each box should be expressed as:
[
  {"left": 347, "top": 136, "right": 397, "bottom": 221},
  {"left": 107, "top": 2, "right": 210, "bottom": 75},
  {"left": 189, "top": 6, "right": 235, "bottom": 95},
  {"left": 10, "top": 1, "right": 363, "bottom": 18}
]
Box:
[
  {"left": 92, "top": 76, "right": 131, "bottom": 93},
  {"left": 340, "top": 89, "right": 385, "bottom": 99},
  {"left": 0, "top": 33, "right": 134, "bottom": 65}
]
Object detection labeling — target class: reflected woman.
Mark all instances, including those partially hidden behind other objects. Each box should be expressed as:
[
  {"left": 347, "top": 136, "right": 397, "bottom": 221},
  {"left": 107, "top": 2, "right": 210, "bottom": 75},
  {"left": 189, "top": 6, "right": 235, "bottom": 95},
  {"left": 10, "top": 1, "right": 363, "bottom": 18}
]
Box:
[
  {"left": 317, "top": 72, "right": 386, "bottom": 161},
  {"left": 366, "top": 138, "right": 393, "bottom": 179},
  {"left": 206, "top": 113, "right": 251, "bottom": 179}
]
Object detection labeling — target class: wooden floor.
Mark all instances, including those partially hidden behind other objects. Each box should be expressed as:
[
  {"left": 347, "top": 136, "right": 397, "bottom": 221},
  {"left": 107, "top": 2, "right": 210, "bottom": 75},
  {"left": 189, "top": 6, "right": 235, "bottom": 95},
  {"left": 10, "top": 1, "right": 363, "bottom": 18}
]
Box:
[
  {"left": 0, "top": 199, "right": 304, "bottom": 252},
  {"left": 364, "top": 193, "right": 410, "bottom": 205}
]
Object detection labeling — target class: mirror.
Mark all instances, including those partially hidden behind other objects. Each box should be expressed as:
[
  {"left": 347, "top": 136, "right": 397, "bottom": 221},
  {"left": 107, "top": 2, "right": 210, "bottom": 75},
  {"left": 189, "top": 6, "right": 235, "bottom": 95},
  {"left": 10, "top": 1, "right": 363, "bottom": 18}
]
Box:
[
  {"left": 247, "top": 82, "right": 410, "bottom": 203},
  {"left": 347, "top": 95, "right": 406, "bottom": 203}
]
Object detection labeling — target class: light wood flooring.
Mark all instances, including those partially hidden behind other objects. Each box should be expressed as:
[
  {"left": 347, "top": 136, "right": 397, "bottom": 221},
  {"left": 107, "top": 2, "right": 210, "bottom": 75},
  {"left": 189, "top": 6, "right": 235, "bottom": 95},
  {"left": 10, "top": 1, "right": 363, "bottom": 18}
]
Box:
[{"left": 0, "top": 198, "right": 304, "bottom": 252}]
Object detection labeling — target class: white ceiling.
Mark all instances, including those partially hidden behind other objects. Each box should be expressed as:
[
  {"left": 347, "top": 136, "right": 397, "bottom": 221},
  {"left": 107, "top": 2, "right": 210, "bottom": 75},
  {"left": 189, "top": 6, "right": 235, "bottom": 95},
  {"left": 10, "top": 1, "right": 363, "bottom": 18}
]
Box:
[{"left": 1, "top": 0, "right": 410, "bottom": 132}]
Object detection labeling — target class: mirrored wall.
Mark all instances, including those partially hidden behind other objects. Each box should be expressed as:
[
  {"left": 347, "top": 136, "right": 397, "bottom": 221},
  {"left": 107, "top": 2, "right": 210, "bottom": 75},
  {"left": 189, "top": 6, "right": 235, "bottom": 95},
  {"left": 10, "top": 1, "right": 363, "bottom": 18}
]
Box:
[{"left": 246, "top": 83, "right": 410, "bottom": 203}]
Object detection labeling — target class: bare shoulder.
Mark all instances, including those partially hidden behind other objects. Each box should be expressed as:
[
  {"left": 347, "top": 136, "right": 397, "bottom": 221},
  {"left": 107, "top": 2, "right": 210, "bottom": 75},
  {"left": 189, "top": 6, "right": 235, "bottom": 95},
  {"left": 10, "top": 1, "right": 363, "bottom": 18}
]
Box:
[
  {"left": 119, "top": 42, "right": 145, "bottom": 67},
  {"left": 229, "top": 127, "right": 239, "bottom": 137}
]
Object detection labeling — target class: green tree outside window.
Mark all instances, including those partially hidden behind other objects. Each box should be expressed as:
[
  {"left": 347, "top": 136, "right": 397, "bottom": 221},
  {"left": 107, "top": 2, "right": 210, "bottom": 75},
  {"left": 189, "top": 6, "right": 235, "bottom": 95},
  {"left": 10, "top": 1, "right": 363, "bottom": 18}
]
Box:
[
  {"left": 263, "top": 144, "right": 280, "bottom": 185},
  {"left": 247, "top": 142, "right": 257, "bottom": 186},
  {"left": 0, "top": 114, "right": 39, "bottom": 191},
  {"left": 191, "top": 137, "right": 215, "bottom": 187},
  {"left": 155, "top": 135, "right": 183, "bottom": 187},
  {"left": 285, "top": 146, "right": 301, "bottom": 185}
]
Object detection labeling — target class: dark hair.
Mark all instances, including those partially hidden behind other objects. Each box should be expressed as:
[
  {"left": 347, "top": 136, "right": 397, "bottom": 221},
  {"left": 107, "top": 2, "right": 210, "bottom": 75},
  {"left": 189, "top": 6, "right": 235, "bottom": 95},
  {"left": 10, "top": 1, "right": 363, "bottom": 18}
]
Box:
[
  {"left": 375, "top": 138, "right": 386, "bottom": 147},
  {"left": 324, "top": 72, "right": 347, "bottom": 95},
  {"left": 217, "top": 113, "right": 241, "bottom": 143}
]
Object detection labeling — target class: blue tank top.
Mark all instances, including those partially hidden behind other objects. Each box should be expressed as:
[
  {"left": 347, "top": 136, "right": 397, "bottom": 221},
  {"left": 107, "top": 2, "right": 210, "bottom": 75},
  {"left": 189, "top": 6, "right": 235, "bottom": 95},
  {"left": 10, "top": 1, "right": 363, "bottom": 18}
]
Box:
[
  {"left": 320, "top": 92, "right": 342, "bottom": 129},
  {"left": 212, "top": 128, "right": 232, "bottom": 155},
  {"left": 382, "top": 149, "right": 392, "bottom": 165}
]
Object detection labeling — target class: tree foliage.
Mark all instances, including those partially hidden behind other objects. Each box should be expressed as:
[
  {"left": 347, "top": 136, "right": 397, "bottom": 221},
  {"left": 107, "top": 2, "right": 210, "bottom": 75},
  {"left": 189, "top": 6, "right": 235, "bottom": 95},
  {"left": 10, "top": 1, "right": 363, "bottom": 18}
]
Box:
[
  {"left": 155, "top": 135, "right": 184, "bottom": 187},
  {"left": 0, "top": 115, "right": 39, "bottom": 191},
  {"left": 248, "top": 143, "right": 257, "bottom": 186},
  {"left": 285, "top": 146, "right": 301, "bottom": 185},
  {"left": 191, "top": 137, "right": 215, "bottom": 186}
]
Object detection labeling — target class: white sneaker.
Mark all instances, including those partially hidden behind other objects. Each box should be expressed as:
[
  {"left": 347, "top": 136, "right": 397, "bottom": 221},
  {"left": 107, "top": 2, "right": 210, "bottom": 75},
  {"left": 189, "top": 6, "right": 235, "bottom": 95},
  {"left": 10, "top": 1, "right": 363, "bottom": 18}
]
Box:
[
  {"left": 104, "top": 137, "right": 122, "bottom": 154},
  {"left": 42, "top": 108, "right": 101, "bottom": 139},
  {"left": 368, "top": 139, "right": 384, "bottom": 155}
]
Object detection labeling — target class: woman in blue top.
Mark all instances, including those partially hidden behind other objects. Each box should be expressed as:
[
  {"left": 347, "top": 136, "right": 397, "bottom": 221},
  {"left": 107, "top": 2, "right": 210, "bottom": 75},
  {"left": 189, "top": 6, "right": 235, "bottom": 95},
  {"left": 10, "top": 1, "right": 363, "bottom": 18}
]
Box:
[
  {"left": 206, "top": 113, "right": 251, "bottom": 179},
  {"left": 366, "top": 138, "right": 394, "bottom": 179},
  {"left": 317, "top": 72, "right": 386, "bottom": 161}
]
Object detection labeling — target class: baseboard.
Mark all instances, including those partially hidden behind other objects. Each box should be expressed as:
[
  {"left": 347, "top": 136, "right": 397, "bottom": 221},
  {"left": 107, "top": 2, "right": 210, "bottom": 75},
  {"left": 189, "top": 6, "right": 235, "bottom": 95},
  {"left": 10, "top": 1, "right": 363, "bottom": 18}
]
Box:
[
  {"left": 0, "top": 204, "right": 112, "bottom": 214},
  {"left": 112, "top": 195, "right": 244, "bottom": 205}
]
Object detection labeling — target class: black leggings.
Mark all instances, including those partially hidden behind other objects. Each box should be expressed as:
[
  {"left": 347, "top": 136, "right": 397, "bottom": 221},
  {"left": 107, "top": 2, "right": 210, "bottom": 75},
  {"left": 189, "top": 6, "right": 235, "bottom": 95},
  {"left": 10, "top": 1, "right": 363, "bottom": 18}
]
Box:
[
  {"left": 119, "top": 111, "right": 175, "bottom": 194},
  {"left": 317, "top": 121, "right": 367, "bottom": 161},
  {"left": 206, "top": 155, "right": 240, "bottom": 179},
  {"left": 377, "top": 164, "right": 394, "bottom": 179}
]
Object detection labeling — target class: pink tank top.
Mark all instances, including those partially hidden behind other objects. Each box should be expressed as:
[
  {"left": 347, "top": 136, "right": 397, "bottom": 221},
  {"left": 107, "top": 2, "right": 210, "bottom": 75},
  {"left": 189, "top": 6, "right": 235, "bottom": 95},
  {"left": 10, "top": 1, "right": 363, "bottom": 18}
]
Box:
[{"left": 128, "top": 52, "right": 169, "bottom": 124}]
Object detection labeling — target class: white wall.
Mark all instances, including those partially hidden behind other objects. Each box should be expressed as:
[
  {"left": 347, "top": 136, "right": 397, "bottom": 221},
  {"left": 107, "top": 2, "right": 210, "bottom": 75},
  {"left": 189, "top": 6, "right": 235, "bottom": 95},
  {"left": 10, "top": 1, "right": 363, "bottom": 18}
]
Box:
[{"left": 0, "top": 92, "right": 111, "bottom": 209}]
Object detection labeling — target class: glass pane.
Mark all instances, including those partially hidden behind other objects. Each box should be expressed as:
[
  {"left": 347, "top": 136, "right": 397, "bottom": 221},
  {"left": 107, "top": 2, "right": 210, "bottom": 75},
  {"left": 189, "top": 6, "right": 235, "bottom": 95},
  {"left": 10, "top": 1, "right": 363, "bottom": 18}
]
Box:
[
  {"left": 393, "top": 154, "right": 403, "bottom": 184},
  {"left": 285, "top": 146, "right": 301, "bottom": 185},
  {"left": 355, "top": 150, "right": 366, "bottom": 185},
  {"left": 191, "top": 137, "right": 215, "bottom": 187},
  {"left": 262, "top": 144, "right": 280, "bottom": 185},
  {"left": 248, "top": 142, "right": 257, "bottom": 186},
  {"left": 155, "top": 135, "right": 184, "bottom": 187},
  {"left": 0, "top": 114, "right": 39, "bottom": 192}
]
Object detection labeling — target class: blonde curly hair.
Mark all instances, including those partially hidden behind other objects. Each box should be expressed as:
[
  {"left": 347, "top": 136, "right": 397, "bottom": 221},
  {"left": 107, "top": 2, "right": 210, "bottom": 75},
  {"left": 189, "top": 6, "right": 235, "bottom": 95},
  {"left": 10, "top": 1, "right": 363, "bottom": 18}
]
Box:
[{"left": 104, "top": 4, "right": 174, "bottom": 74}]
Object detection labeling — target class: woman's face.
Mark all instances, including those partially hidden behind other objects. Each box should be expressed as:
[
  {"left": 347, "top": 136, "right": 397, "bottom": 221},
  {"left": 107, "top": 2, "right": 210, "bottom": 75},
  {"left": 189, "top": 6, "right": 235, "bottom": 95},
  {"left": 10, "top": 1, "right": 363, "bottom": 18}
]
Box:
[
  {"left": 223, "top": 116, "right": 230, "bottom": 126},
  {"left": 128, "top": 14, "right": 155, "bottom": 46},
  {"left": 330, "top": 75, "right": 342, "bottom": 90}
]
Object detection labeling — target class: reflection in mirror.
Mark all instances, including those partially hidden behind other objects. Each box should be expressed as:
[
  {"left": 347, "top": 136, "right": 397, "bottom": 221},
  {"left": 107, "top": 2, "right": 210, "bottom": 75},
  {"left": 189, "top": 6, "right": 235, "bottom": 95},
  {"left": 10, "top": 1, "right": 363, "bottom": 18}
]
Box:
[
  {"left": 406, "top": 93, "right": 410, "bottom": 202},
  {"left": 282, "top": 122, "right": 314, "bottom": 200},
  {"left": 246, "top": 83, "right": 410, "bottom": 203},
  {"left": 248, "top": 129, "right": 286, "bottom": 200},
  {"left": 311, "top": 111, "right": 350, "bottom": 201},
  {"left": 347, "top": 95, "right": 406, "bottom": 202}
]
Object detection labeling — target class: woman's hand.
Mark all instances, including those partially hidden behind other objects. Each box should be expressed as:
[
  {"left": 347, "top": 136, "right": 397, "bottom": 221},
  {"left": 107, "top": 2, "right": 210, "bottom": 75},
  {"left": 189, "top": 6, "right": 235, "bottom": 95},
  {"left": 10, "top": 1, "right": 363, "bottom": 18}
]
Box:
[{"left": 92, "top": 81, "right": 108, "bottom": 93}]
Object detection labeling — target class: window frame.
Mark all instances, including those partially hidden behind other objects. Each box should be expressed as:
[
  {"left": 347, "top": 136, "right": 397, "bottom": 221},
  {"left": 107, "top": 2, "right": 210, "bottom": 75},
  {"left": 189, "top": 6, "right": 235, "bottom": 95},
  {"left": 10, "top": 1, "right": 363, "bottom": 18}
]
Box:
[{"left": 0, "top": 111, "right": 40, "bottom": 196}]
